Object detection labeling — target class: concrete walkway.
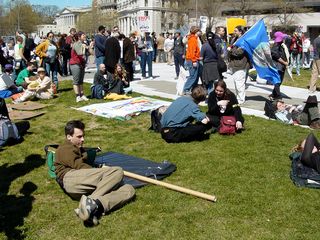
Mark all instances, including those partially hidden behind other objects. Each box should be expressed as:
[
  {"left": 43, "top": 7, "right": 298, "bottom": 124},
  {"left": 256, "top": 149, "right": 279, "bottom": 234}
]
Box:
[{"left": 78, "top": 62, "right": 318, "bottom": 120}]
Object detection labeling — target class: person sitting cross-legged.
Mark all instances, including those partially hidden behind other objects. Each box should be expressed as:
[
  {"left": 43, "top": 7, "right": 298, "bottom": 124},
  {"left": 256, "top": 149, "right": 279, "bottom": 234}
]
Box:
[
  {"left": 160, "top": 85, "right": 211, "bottom": 143},
  {"left": 14, "top": 67, "right": 54, "bottom": 103},
  {"left": 206, "top": 80, "right": 244, "bottom": 132},
  {"left": 54, "top": 120, "right": 135, "bottom": 226},
  {"left": 274, "top": 95, "right": 320, "bottom": 129},
  {"left": 91, "top": 64, "right": 112, "bottom": 99}
]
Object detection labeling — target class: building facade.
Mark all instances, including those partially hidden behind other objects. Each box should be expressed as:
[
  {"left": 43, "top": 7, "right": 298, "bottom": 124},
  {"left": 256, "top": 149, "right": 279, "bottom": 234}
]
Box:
[
  {"left": 54, "top": 7, "right": 91, "bottom": 34},
  {"left": 116, "top": 0, "right": 181, "bottom": 36}
]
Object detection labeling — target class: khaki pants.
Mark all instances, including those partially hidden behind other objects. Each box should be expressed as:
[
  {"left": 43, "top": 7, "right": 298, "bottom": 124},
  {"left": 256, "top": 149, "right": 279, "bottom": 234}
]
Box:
[
  {"left": 309, "top": 59, "right": 320, "bottom": 92},
  {"left": 63, "top": 167, "right": 135, "bottom": 213},
  {"left": 20, "top": 89, "right": 53, "bottom": 101}
]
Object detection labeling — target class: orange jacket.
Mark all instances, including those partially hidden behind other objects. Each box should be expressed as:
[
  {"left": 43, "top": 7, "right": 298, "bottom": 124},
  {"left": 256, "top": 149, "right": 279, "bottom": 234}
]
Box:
[{"left": 185, "top": 34, "right": 200, "bottom": 63}]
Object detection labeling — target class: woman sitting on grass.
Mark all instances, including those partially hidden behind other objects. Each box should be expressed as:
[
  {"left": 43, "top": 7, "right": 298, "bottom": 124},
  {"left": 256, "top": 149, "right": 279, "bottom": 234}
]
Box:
[
  {"left": 14, "top": 67, "right": 54, "bottom": 103},
  {"left": 108, "top": 63, "right": 131, "bottom": 94},
  {"left": 294, "top": 133, "right": 320, "bottom": 173},
  {"left": 206, "top": 80, "right": 244, "bottom": 132},
  {"left": 160, "top": 85, "right": 211, "bottom": 143}
]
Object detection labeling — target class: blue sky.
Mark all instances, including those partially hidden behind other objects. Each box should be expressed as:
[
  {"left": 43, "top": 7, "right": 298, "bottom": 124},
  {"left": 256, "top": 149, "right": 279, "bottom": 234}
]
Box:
[{"left": 28, "top": 0, "right": 92, "bottom": 8}]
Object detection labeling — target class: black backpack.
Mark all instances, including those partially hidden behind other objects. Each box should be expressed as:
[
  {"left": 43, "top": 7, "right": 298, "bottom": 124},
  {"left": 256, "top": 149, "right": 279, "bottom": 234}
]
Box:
[
  {"left": 149, "top": 106, "right": 168, "bottom": 132},
  {"left": 264, "top": 99, "right": 277, "bottom": 119}
]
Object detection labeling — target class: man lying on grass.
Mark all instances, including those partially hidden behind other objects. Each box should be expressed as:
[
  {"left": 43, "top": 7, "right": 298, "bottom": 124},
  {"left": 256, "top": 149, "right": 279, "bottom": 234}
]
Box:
[{"left": 54, "top": 120, "right": 135, "bottom": 227}]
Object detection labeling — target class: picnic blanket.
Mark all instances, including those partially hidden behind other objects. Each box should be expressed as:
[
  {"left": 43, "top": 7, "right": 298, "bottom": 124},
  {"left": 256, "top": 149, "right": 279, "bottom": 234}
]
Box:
[
  {"left": 75, "top": 96, "right": 171, "bottom": 120},
  {"left": 290, "top": 152, "right": 320, "bottom": 188},
  {"left": 94, "top": 151, "right": 176, "bottom": 188}
]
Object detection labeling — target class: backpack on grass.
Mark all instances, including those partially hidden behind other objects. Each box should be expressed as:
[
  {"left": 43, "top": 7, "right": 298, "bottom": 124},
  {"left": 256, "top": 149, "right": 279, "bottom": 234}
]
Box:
[
  {"left": 264, "top": 99, "right": 277, "bottom": 119},
  {"left": 149, "top": 106, "right": 168, "bottom": 132},
  {"left": 0, "top": 115, "right": 20, "bottom": 147}
]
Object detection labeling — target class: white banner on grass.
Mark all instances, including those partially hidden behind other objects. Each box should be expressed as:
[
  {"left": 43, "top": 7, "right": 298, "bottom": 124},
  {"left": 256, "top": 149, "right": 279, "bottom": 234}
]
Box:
[{"left": 75, "top": 97, "right": 171, "bottom": 120}]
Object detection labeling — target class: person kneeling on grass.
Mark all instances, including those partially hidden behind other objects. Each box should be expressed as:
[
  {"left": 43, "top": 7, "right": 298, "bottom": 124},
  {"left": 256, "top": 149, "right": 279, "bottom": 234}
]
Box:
[
  {"left": 294, "top": 133, "right": 320, "bottom": 173},
  {"left": 14, "top": 67, "right": 54, "bottom": 103},
  {"left": 160, "top": 85, "right": 211, "bottom": 143},
  {"left": 15, "top": 61, "right": 36, "bottom": 89},
  {"left": 54, "top": 120, "right": 135, "bottom": 227},
  {"left": 206, "top": 80, "right": 244, "bottom": 132},
  {"left": 274, "top": 95, "right": 320, "bottom": 129}
]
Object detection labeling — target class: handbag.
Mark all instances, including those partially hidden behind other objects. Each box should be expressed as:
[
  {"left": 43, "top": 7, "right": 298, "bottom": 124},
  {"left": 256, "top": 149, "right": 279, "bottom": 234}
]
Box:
[{"left": 219, "top": 116, "right": 236, "bottom": 135}]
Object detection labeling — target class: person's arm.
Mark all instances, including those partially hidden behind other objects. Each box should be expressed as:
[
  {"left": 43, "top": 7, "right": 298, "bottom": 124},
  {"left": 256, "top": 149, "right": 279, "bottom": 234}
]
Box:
[
  {"left": 207, "top": 91, "right": 220, "bottom": 115},
  {"left": 36, "top": 76, "right": 51, "bottom": 91},
  {"left": 275, "top": 111, "right": 293, "bottom": 124}
]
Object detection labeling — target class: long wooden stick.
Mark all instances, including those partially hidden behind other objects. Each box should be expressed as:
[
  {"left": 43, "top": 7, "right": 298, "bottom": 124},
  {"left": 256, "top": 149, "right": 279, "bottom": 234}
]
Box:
[{"left": 123, "top": 171, "right": 217, "bottom": 202}]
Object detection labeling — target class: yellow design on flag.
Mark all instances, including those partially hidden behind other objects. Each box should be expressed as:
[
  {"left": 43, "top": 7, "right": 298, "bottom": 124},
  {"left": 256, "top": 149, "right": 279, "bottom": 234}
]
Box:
[{"left": 226, "top": 18, "right": 247, "bottom": 35}]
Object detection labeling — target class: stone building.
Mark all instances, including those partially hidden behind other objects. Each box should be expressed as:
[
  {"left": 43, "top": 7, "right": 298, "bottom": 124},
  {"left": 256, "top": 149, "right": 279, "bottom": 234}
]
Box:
[
  {"left": 54, "top": 6, "right": 91, "bottom": 34},
  {"left": 116, "top": 0, "right": 181, "bottom": 36}
]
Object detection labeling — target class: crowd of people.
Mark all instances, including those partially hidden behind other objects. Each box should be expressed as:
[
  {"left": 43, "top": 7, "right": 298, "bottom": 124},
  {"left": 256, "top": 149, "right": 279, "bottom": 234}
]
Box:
[{"left": 1, "top": 23, "right": 320, "bottom": 227}]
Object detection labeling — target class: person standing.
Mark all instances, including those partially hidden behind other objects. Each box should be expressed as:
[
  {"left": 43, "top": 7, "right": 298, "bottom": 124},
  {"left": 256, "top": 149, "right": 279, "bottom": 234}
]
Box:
[
  {"left": 58, "top": 34, "right": 69, "bottom": 76},
  {"left": 183, "top": 26, "right": 201, "bottom": 94},
  {"left": 164, "top": 34, "right": 174, "bottom": 65},
  {"left": 215, "top": 26, "right": 228, "bottom": 79},
  {"left": 289, "top": 32, "right": 302, "bottom": 76},
  {"left": 309, "top": 34, "right": 320, "bottom": 93},
  {"left": 302, "top": 34, "right": 311, "bottom": 68},
  {"left": 138, "top": 32, "right": 154, "bottom": 79},
  {"left": 122, "top": 34, "right": 135, "bottom": 82},
  {"left": 70, "top": 32, "right": 89, "bottom": 102},
  {"left": 173, "top": 31, "right": 185, "bottom": 79},
  {"left": 227, "top": 26, "right": 250, "bottom": 104},
  {"left": 104, "top": 30, "right": 120, "bottom": 74},
  {"left": 200, "top": 32, "right": 219, "bottom": 94},
  {"left": 65, "top": 28, "right": 77, "bottom": 76},
  {"left": 156, "top": 33, "right": 165, "bottom": 63},
  {"left": 270, "top": 31, "right": 289, "bottom": 100},
  {"left": 35, "top": 32, "right": 60, "bottom": 89},
  {"left": 94, "top": 25, "right": 107, "bottom": 70}
]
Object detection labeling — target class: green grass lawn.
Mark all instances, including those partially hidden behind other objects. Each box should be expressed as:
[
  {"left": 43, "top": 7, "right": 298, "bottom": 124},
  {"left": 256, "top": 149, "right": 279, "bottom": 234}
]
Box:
[
  {"left": 1, "top": 80, "right": 320, "bottom": 240},
  {"left": 280, "top": 68, "right": 311, "bottom": 89}
]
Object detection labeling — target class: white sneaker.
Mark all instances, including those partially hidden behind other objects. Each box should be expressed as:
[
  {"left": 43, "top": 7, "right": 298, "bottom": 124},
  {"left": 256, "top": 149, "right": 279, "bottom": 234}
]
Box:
[
  {"left": 148, "top": 76, "right": 154, "bottom": 80},
  {"left": 76, "top": 96, "right": 83, "bottom": 102},
  {"left": 81, "top": 95, "right": 89, "bottom": 101}
]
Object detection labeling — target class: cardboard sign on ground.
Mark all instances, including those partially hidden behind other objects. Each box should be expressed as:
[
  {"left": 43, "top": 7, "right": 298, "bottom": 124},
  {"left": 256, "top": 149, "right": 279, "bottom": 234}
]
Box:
[
  {"left": 7, "top": 101, "right": 49, "bottom": 111},
  {"left": 9, "top": 110, "right": 46, "bottom": 120}
]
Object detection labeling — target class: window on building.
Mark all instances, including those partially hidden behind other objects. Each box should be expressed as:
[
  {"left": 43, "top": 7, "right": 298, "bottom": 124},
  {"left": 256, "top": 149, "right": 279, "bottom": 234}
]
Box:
[
  {"left": 161, "top": 11, "right": 165, "bottom": 19},
  {"left": 144, "top": 11, "right": 148, "bottom": 16},
  {"left": 145, "top": 0, "right": 148, "bottom": 6},
  {"left": 169, "top": 23, "right": 173, "bottom": 29}
]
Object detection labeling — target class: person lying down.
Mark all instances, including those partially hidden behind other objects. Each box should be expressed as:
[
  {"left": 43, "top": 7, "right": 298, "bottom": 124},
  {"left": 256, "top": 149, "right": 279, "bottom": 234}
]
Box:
[{"left": 274, "top": 95, "right": 320, "bottom": 129}]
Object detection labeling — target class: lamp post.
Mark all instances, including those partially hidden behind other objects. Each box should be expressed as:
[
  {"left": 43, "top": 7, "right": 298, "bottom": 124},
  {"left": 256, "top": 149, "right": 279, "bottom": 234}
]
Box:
[{"left": 195, "top": 0, "right": 198, "bottom": 26}]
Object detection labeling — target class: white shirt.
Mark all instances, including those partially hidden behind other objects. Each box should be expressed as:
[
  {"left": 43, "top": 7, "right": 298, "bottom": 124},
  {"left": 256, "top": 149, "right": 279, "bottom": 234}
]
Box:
[
  {"left": 303, "top": 38, "right": 311, "bottom": 52},
  {"left": 164, "top": 38, "right": 174, "bottom": 52}
]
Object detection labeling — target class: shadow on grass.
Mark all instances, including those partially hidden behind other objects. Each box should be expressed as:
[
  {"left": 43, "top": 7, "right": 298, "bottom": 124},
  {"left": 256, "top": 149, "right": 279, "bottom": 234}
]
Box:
[
  {"left": 0, "top": 154, "right": 45, "bottom": 240},
  {"left": 57, "top": 87, "right": 73, "bottom": 93}
]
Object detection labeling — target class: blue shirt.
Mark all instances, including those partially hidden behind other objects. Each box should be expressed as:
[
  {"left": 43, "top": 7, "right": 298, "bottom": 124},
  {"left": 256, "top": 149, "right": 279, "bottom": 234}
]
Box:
[{"left": 161, "top": 96, "right": 206, "bottom": 128}]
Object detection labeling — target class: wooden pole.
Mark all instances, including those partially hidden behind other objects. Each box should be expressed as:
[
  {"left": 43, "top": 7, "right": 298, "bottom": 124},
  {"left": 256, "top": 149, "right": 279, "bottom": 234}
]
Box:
[{"left": 123, "top": 171, "right": 217, "bottom": 202}]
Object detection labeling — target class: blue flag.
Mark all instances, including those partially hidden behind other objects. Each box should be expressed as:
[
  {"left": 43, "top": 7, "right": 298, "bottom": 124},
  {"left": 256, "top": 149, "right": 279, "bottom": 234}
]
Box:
[{"left": 235, "top": 19, "right": 280, "bottom": 84}]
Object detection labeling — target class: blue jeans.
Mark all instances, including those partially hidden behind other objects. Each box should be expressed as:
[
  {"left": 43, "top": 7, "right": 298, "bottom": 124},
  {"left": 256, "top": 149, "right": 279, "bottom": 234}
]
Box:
[
  {"left": 183, "top": 60, "right": 199, "bottom": 92},
  {"left": 95, "top": 56, "right": 105, "bottom": 70},
  {"left": 45, "top": 61, "right": 59, "bottom": 88},
  {"left": 174, "top": 53, "right": 184, "bottom": 77},
  {"left": 141, "top": 52, "right": 153, "bottom": 78}
]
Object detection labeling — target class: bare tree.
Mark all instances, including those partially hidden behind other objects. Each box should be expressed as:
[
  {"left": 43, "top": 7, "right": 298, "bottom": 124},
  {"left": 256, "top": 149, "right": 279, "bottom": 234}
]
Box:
[
  {"left": 198, "top": 0, "right": 226, "bottom": 32},
  {"left": 272, "top": 0, "right": 312, "bottom": 31},
  {"left": 32, "top": 5, "right": 60, "bottom": 24}
]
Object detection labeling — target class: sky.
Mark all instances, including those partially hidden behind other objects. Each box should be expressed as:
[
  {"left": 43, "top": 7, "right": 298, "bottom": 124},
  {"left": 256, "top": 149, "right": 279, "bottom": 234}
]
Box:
[{"left": 28, "top": 0, "right": 92, "bottom": 8}]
